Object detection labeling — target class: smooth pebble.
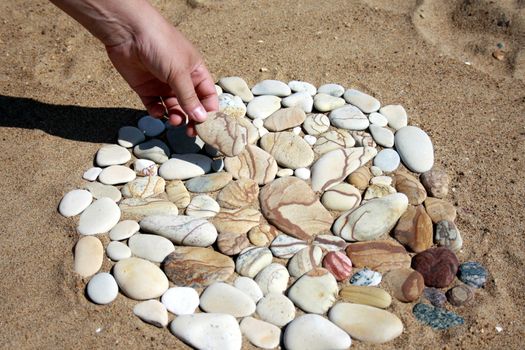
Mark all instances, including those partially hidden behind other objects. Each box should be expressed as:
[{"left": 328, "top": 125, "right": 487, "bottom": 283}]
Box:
[{"left": 86, "top": 272, "right": 119, "bottom": 305}]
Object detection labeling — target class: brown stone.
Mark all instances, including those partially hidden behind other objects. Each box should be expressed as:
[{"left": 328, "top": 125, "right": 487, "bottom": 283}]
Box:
[
  {"left": 420, "top": 166, "right": 449, "bottom": 198},
  {"left": 384, "top": 268, "right": 425, "bottom": 302},
  {"left": 345, "top": 240, "right": 411, "bottom": 273},
  {"left": 323, "top": 251, "right": 353, "bottom": 281},
  {"left": 216, "top": 178, "right": 259, "bottom": 209},
  {"left": 394, "top": 205, "right": 433, "bottom": 253},
  {"left": 212, "top": 207, "right": 262, "bottom": 234},
  {"left": 216, "top": 232, "right": 250, "bottom": 256},
  {"left": 393, "top": 172, "right": 427, "bottom": 205},
  {"left": 162, "top": 247, "right": 235, "bottom": 288},
  {"left": 411, "top": 247, "right": 459, "bottom": 288},
  {"left": 224, "top": 144, "right": 278, "bottom": 185},
  {"left": 347, "top": 166, "right": 372, "bottom": 191},
  {"left": 424, "top": 197, "right": 456, "bottom": 223},
  {"left": 446, "top": 284, "right": 473, "bottom": 306},
  {"left": 165, "top": 180, "right": 190, "bottom": 208},
  {"left": 248, "top": 223, "right": 280, "bottom": 246},
  {"left": 263, "top": 107, "right": 306, "bottom": 132},
  {"left": 195, "top": 111, "right": 248, "bottom": 157}
]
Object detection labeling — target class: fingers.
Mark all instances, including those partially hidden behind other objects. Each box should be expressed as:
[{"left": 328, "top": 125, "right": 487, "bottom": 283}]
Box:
[
  {"left": 192, "top": 64, "right": 219, "bottom": 113},
  {"left": 167, "top": 70, "right": 208, "bottom": 123},
  {"left": 140, "top": 96, "right": 165, "bottom": 118}
]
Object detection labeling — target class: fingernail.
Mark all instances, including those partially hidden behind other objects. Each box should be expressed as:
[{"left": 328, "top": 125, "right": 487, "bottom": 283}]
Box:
[{"left": 190, "top": 106, "right": 207, "bottom": 123}]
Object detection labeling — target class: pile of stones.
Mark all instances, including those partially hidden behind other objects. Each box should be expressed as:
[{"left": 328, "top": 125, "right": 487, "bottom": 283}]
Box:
[{"left": 59, "top": 77, "right": 488, "bottom": 349}]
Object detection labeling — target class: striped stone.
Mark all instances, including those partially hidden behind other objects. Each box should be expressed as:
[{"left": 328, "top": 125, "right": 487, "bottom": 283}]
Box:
[
  {"left": 224, "top": 145, "right": 278, "bottom": 185},
  {"left": 195, "top": 111, "right": 248, "bottom": 157},
  {"left": 346, "top": 240, "right": 411, "bottom": 273}
]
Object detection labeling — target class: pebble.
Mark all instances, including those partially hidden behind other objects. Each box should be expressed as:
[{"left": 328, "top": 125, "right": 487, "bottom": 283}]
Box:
[
  {"left": 284, "top": 314, "right": 352, "bottom": 350},
  {"left": 288, "top": 80, "right": 317, "bottom": 95},
  {"left": 238, "top": 117, "right": 260, "bottom": 144},
  {"left": 77, "top": 198, "right": 121, "bottom": 235},
  {"left": 276, "top": 168, "right": 294, "bottom": 177},
  {"left": 170, "top": 313, "right": 242, "bottom": 350},
  {"left": 321, "top": 182, "right": 361, "bottom": 211},
  {"left": 350, "top": 268, "right": 382, "bottom": 286},
  {"left": 317, "top": 83, "right": 345, "bottom": 97},
  {"left": 270, "top": 234, "right": 308, "bottom": 258},
  {"left": 246, "top": 95, "right": 282, "bottom": 119},
  {"left": 369, "top": 124, "right": 394, "bottom": 147},
  {"left": 235, "top": 247, "right": 273, "bottom": 278},
  {"left": 118, "top": 126, "right": 145, "bottom": 148},
  {"left": 106, "top": 241, "right": 131, "bottom": 261},
  {"left": 133, "top": 159, "right": 158, "bottom": 176},
  {"left": 252, "top": 118, "right": 264, "bottom": 128},
  {"left": 395, "top": 126, "right": 434, "bottom": 173},
  {"left": 333, "top": 193, "right": 409, "bottom": 241},
  {"left": 211, "top": 158, "right": 225, "bottom": 172},
  {"left": 424, "top": 197, "right": 457, "bottom": 223},
  {"left": 113, "top": 257, "right": 169, "bottom": 300},
  {"left": 252, "top": 79, "right": 291, "bottom": 96},
  {"left": 292, "top": 126, "right": 302, "bottom": 135},
  {"left": 370, "top": 175, "right": 392, "bottom": 186},
  {"left": 302, "top": 113, "right": 330, "bottom": 135},
  {"left": 458, "top": 261, "right": 487, "bottom": 288},
  {"left": 86, "top": 272, "right": 119, "bottom": 305},
  {"left": 219, "top": 76, "right": 254, "bottom": 102},
  {"left": 363, "top": 183, "right": 396, "bottom": 200},
  {"left": 240, "top": 317, "right": 281, "bottom": 350},
  {"left": 411, "top": 247, "right": 459, "bottom": 288},
  {"left": 347, "top": 166, "right": 372, "bottom": 190},
  {"left": 346, "top": 240, "right": 411, "bottom": 273},
  {"left": 84, "top": 181, "right": 122, "bottom": 202},
  {"left": 313, "top": 235, "right": 348, "bottom": 252},
  {"left": 108, "top": 220, "right": 139, "bottom": 240},
  {"left": 260, "top": 132, "right": 314, "bottom": 169},
  {"left": 311, "top": 147, "right": 377, "bottom": 192},
  {"left": 224, "top": 144, "right": 278, "bottom": 185},
  {"left": 128, "top": 233, "right": 175, "bottom": 263},
  {"left": 195, "top": 111, "right": 248, "bottom": 157},
  {"left": 133, "top": 139, "right": 170, "bottom": 164},
  {"left": 138, "top": 115, "right": 165, "bottom": 137},
  {"left": 393, "top": 171, "right": 427, "bottom": 205},
  {"left": 58, "top": 189, "right": 93, "bottom": 217},
  {"left": 350, "top": 130, "right": 376, "bottom": 148},
  {"left": 379, "top": 104, "right": 408, "bottom": 130},
  {"left": 165, "top": 180, "right": 190, "bottom": 208},
  {"left": 248, "top": 223, "right": 280, "bottom": 247},
  {"left": 313, "top": 93, "right": 345, "bottom": 112},
  {"left": 287, "top": 268, "right": 338, "bottom": 314},
  {"left": 95, "top": 144, "right": 131, "bottom": 167},
  {"left": 119, "top": 198, "right": 178, "bottom": 220},
  {"left": 166, "top": 125, "right": 204, "bottom": 154},
  {"left": 446, "top": 284, "right": 473, "bottom": 306},
  {"left": 435, "top": 220, "right": 463, "bottom": 251},
  {"left": 218, "top": 93, "right": 247, "bottom": 118},
  {"left": 368, "top": 112, "right": 388, "bottom": 126},
  {"left": 343, "top": 89, "right": 380, "bottom": 113},
  {"left": 186, "top": 173, "right": 232, "bottom": 193},
  {"left": 254, "top": 263, "right": 289, "bottom": 295},
  {"left": 412, "top": 303, "right": 464, "bottom": 330},
  {"left": 263, "top": 107, "right": 306, "bottom": 131},
  {"left": 158, "top": 154, "right": 212, "bottom": 180},
  {"left": 294, "top": 167, "right": 311, "bottom": 180},
  {"left": 281, "top": 92, "right": 314, "bottom": 112},
  {"left": 329, "top": 104, "right": 369, "bottom": 130},
  {"left": 200, "top": 282, "right": 256, "bottom": 317},
  {"left": 259, "top": 177, "right": 333, "bottom": 240},
  {"left": 329, "top": 303, "right": 404, "bottom": 343},
  {"left": 303, "top": 134, "right": 317, "bottom": 145},
  {"left": 121, "top": 176, "right": 165, "bottom": 199},
  {"left": 424, "top": 287, "right": 447, "bottom": 307},
  {"left": 215, "top": 84, "right": 222, "bottom": 95},
  {"left": 394, "top": 204, "right": 433, "bottom": 253},
  {"left": 212, "top": 207, "right": 261, "bottom": 234},
  {"left": 216, "top": 178, "right": 259, "bottom": 209},
  {"left": 373, "top": 149, "right": 401, "bottom": 173},
  {"left": 161, "top": 287, "right": 200, "bottom": 315},
  {"left": 323, "top": 251, "right": 353, "bottom": 281},
  {"left": 216, "top": 231, "right": 250, "bottom": 256},
  {"left": 256, "top": 292, "right": 296, "bottom": 327},
  {"left": 74, "top": 236, "right": 103, "bottom": 277},
  {"left": 384, "top": 268, "right": 425, "bottom": 302},
  {"left": 257, "top": 125, "right": 269, "bottom": 138},
  {"left": 288, "top": 246, "right": 322, "bottom": 278},
  {"left": 140, "top": 215, "right": 217, "bottom": 247},
  {"left": 420, "top": 166, "right": 449, "bottom": 198},
  {"left": 234, "top": 276, "right": 264, "bottom": 303},
  {"left": 339, "top": 285, "right": 392, "bottom": 308},
  {"left": 83, "top": 167, "right": 102, "bottom": 181},
  {"left": 163, "top": 247, "right": 234, "bottom": 288},
  {"left": 370, "top": 165, "right": 383, "bottom": 176},
  {"left": 98, "top": 165, "right": 136, "bottom": 185},
  {"left": 133, "top": 300, "right": 169, "bottom": 328},
  {"left": 186, "top": 195, "right": 220, "bottom": 218}
]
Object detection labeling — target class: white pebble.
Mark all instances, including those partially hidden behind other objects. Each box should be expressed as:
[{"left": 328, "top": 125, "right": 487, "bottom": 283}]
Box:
[
  {"left": 83, "top": 167, "right": 102, "bottom": 181},
  {"left": 106, "top": 241, "right": 131, "bottom": 261},
  {"left": 277, "top": 168, "right": 294, "bottom": 177},
  {"left": 233, "top": 276, "right": 264, "bottom": 303},
  {"left": 252, "top": 118, "right": 264, "bottom": 128},
  {"left": 369, "top": 112, "right": 388, "bottom": 127},
  {"left": 370, "top": 166, "right": 383, "bottom": 176},
  {"left": 303, "top": 135, "right": 317, "bottom": 145},
  {"left": 288, "top": 80, "right": 317, "bottom": 95},
  {"left": 374, "top": 149, "right": 401, "bottom": 173},
  {"left": 109, "top": 220, "right": 140, "bottom": 240},
  {"left": 161, "top": 287, "right": 200, "bottom": 315},
  {"left": 133, "top": 300, "right": 169, "bottom": 328},
  {"left": 58, "top": 189, "right": 93, "bottom": 217},
  {"left": 292, "top": 126, "right": 302, "bottom": 135},
  {"left": 87, "top": 272, "right": 119, "bottom": 305},
  {"left": 294, "top": 167, "right": 311, "bottom": 180}
]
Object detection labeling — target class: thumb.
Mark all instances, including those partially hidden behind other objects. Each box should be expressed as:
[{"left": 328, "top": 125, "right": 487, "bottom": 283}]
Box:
[{"left": 168, "top": 72, "right": 207, "bottom": 123}]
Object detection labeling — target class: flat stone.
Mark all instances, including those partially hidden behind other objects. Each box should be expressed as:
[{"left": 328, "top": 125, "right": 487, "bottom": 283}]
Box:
[
  {"left": 165, "top": 180, "right": 190, "bottom": 208},
  {"left": 83, "top": 167, "right": 102, "bottom": 181},
  {"left": 113, "top": 257, "right": 169, "bottom": 300},
  {"left": 347, "top": 166, "right": 372, "bottom": 190},
  {"left": 121, "top": 176, "right": 165, "bottom": 199},
  {"left": 339, "top": 285, "right": 392, "bottom": 308},
  {"left": 395, "top": 126, "right": 434, "bottom": 173},
  {"left": 393, "top": 172, "right": 427, "bottom": 205},
  {"left": 394, "top": 204, "right": 433, "bottom": 253},
  {"left": 288, "top": 80, "right": 316, "bottom": 95},
  {"left": 270, "top": 234, "right": 307, "bottom": 258},
  {"left": 133, "top": 159, "right": 158, "bottom": 177},
  {"left": 411, "top": 247, "right": 459, "bottom": 288},
  {"left": 317, "top": 83, "right": 345, "bottom": 97},
  {"left": 240, "top": 317, "right": 281, "bottom": 350},
  {"left": 200, "top": 282, "right": 256, "bottom": 317},
  {"left": 252, "top": 79, "right": 291, "bottom": 96},
  {"left": 311, "top": 147, "right": 377, "bottom": 192},
  {"left": 323, "top": 251, "right": 352, "bottom": 281},
  {"left": 329, "top": 303, "right": 404, "bottom": 343},
  {"left": 224, "top": 145, "right": 278, "bottom": 185},
  {"left": 78, "top": 198, "right": 120, "bottom": 235},
  {"left": 218, "top": 93, "right": 247, "bottom": 118},
  {"left": 128, "top": 233, "right": 175, "bottom": 263},
  {"left": 363, "top": 183, "right": 397, "bottom": 200},
  {"left": 313, "top": 93, "right": 345, "bottom": 112},
  {"left": 133, "top": 300, "right": 168, "bottom": 327},
  {"left": 256, "top": 292, "right": 295, "bottom": 327},
  {"left": 58, "top": 189, "right": 92, "bottom": 217},
  {"left": 288, "top": 268, "right": 338, "bottom": 313},
  {"left": 185, "top": 195, "right": 220, "bottom": 218},
  {"left": 219, "top": 76, "right": 254, "bottom": 102},
  {"left": 163, "top": 247, "right": 234, "bottom": 288},
  {"left": 109, "top": 220, "right": 139, "bottom": 240},
  {"left": 74, "top": 236, "right": 103, "bottom": 277},
  {"left": 333, "top": 193, "right": 408, "bottom": 241},
  {"left": 284, "top": 314, "right": 352, "bottom": 350},
  {"left": 343, "top": 89, "right": 380, "bottom": 113},
  {"left": 260, "top": 177, "right": 333, "bottom": 240},
  {"left": 313, "top": 235, "right": 348, "bottom": 252},
  {"left": 84, "top": 182, "right": 122, "bottom": 202},
  {"left": 424, "top": 197, "right": 457, "bottom": 223},
  {"left": 216, "top": 178, "right": 259, "bottom": 209},
  {"left": 288, "top": 246, "right": 322, "bottom": 278},
  {"left": 446, "top": 284, "right": 473, "bottom": 306},
  {"left": 119, "top": 198, "right": 178, "bottom": 220},
  {"left": 260, "top": 132, "right": 314, "bottom": 169},
  {"left": 98, "top": 165, "right": 136, "bottom": 185},
  {"left": 350, "top": 130, "right": 376, "bottom": 148},
  {"left": 379, "top": 104, "right": 408, "bottom": 130},
  {"left": 368, "top": 112, "right": 388, "bottom": 127},
  {"left": 234, "top": 276, "right": 264, "bottom": 303},
  {"left": 161, "top": 286, "right": 199, "bottom": 315},
  {"left": 138, "top": 115, "right": 165, "bottom": 137},
  {"left": 302, "top": 113, "right": 330, "bottom": 135},
  {"left": 248, "top": 223, "right": 280, "bottom": 247},
  {"left": 383, "top": 268, "right": 425, "bottom": 302},
  {"left": 321, "top": 183, "right": 361, "bottom": 211},
  {"left": 195, "top": 111, "right": 248, "bottom": 157},
  {"left": 185, "top": 173, "right": 232, "bottom": 193},
  {"left": 424, "top": 287, "right": 447, "bottom": 307},
  {"left": 235, "top": 247, "right": 273, "bottom": 278},
  {"left": 170, "top": 313, "right": 242, "bottom": 350},
  {"left": 159, "top": 154, "right": 212, "bottom": 180},
  {"left": 421, "top": 166, "right": 449, "bottom": 198},
  {"left": 217, "top": 231, "right": 250, "bottom": 256},
  {"left": 369, "top": 124, "right": 394, "bottom": 147},
  {"left": 281, "top": 92, "right": 313, "bottom": 112},
  {"left": 412, "top": 303, "right": 464, "bottom": 330},
  {"left": 106, "top": 241, "right": 131, "bottom": 261},
  {"left": 140, "top": 214, "right": 217, "bottom": 247},
  {"left": 373, "top": 149, "right": 400, "bottom": 173},
  {"left": 133, "top": 139, "right": 170, "bottom": 164},
  {"left": 254, "top": 263, "right": 289, "bottom": 295},
  {"left": 263, "top": 107, "right": 306, "bottom": 131},
  {"left": 435, "top": 220, "right": 463, "bottom": 252},
  {"left": 350, "top": 268, "right": 382, "bottom": 286},
  {"left": 118, "top": 126, "right": 145, "bottom": 148},
  {"left": 213, "top": 207, "right": 261, "bottom": 234},
  {"left": 458, "top": 261, "right": 487, "bottom": 288},
  {"left": 346, "top": 240, "right": 411, "bottom": 273},
  {"left": 87, "top": 272, "right": 119, "bottom": 305},
  {"left": 329, "top": 104, "right": 369, "bottom": 130},
  {"left": 246, "top": 95, "right": 282, "bottom": 119},
  {"left": 96, "top": 144, "right": 131, "bottom": 167},
  {"left": 166, "top": 125, "right": 204, "bottom": 154},
  {"left": 313, "top": 129, "right": 355, "bottom": 155}
]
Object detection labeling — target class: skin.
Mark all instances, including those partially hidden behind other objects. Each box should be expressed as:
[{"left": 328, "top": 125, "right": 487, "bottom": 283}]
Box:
[{"left": 50, "top": 0, "right": 218, "bottom": 136}]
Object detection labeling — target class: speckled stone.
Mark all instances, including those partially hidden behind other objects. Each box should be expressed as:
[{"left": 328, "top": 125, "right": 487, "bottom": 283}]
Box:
[
  {"left": 424, "top": 287, "right": 447, "bottom": 308},
  {"left": 412, "top": 303, "right": 464, "bottom": 330},
  {"left": 411, "top": 247, "right": 459, "bottom": 288},
  {"left": 435, "top": 220, "right": 463, "bottom": 252},
  {"left": 350, "top": 268, "right": 382, "bottom": 286},
  {"left": 458, "top": 261, "right": 487, "bottom": 288}
]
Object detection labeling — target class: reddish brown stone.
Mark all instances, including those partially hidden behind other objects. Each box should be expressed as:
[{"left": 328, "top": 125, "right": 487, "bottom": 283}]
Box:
[
  {"left": 411, "top": 247, "right": 459, "bottom": 288},
  {"left": 384, "top": 268, "right": 425, "bottom": 302},
  {"left": 446, "top": 284, "right": 473, "bottom": 306},
  {"left": 346, "top": 240, "right": 411, "bottom": 273},
  {"left": 393, "top": 205, "right": 433, "bottom": 253},
  {"left": 323, "top": 251, "right": 353, "bottom": 281},
  {"left": 393, "top": 171, "right": 427, "bottom": 205},
  {"left": 420, "top": 166, "right": 449, "bottom": 198},
  {"left": 424, "top": 197, "right": 456, "bottom": 223}
]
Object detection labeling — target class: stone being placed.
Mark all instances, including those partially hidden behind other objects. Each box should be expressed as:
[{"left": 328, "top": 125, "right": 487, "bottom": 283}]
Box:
[
  {"left": 287, "top": 268, "right": 338, "bottom": 314},
  {"left": 256, "top": 292, "right": 296, "bottom": 327},
  {"left": 133, "top": 300, "right": 169, "bottom": 328},
  {"left": 395, "top": 126, "right": 434, "bottom": 173},
  {"left": 254, "top": 263, "right": 289, "bottom": 295},
  {"left": 218, "top": 93, "right": 247, "bottom": 118},
  {"left": 329, "top": 104, "right": 369, "bottom": 130},
  {"left": 343, "top": 89, "right": 380, "bottom": 113},
  {"left": 263, "top": 107, "right": 306, "bottom": 132},
  {"left": 113, "top": 257, "right": 169, "bottom": 300},
  {"left": 252, "top": 79, "right": 291, "bottom": 96},
  {"left": 219, "top": 76, "right": 253, "bottom": 102},
  {"left": 195, "top": 111, "right": 248, "bottom": 157},
  {"left": 200, "top": 282, "right": 256, "bottom": 317},
  {"left": 86, "top": 272, "right": 119, "bottom": 305},
  {"left": 313, "top": 93, "right": 345, "bottom": 112},
  {"left": 140, "top": 215, "right": 217, "bottom": 247},
  {"left": 317, "top": 83, "right": 345, "bottom": 97},
  {"left": 77, "top": 198, "right": 120, "bottom": 235},
  {"left": 118, "top": 126, "right": 145, "bottom": 148},
  {"left": 138, "top": 115, "right": 165, "bottom": 137},
  {"left": 74, "top": 236, "right": 103, "bottom": 277},
  {"left": 284, "top": 314, "right": 352, "bottom": 350},
  {"left": 158, "top": 154, "right": 212, "bottom": 180},
  {"left": 246, "top": 95, "right": 282, "bottom": 119},
  {"left": 240, "top": 317, "right": 281, "bottom": 350},
  {"left": 259, "top": 132, "right": 315, "bottom": 169},
  {"left": 58, "top": 189, "right": 93, "bottom": 217},
  {"left": 133, "top": 139, "right": 170, "bottom": 164},
  {"left": 224, "top": 145, "right": 278, "bottom": 185},
  {"left": 302, "top": 113, "right": 330, "bottom": 135},
  {"left": 379, "top": 104, "right": 408, "bottom": 130},
  {"left": 95, "top": 144, "right": 131, "bottom": 167},
  {"left": 128, "top": 233, "right": 175, "bottom": 263},
  {"left": 373, "top": 149, "right": 400, "bottom": 173}
]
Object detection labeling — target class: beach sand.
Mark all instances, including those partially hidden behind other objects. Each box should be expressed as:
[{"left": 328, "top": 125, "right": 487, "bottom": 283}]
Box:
[{"left": 0, "top": 0, "right": 524, "bottom": 348}]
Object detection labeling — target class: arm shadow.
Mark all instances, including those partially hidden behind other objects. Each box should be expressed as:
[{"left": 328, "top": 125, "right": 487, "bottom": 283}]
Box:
[{"left": 0, "top": 95, "right": 145, "bottom": 143}]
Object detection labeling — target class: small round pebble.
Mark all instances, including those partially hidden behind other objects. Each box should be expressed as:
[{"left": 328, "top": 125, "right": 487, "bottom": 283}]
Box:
[
  {"left": 424, "top": 287, "right": 447, "bottom": 308},
  {"left": 292, "top": 126, "right": 302, "bottom": 135},
  {"left": 350, "top": 268, "right": 382, "bottom": 286},
  {"left": 303, "top": 134, "right": 317, "bottom": 145},
  {"left": 86, "top": 272, "right": 119, "bottom": 305},
  {"left": 374, "top": 149, "right": 400, "bottom": 173},
  {"left": 138, "top": 115, "right": 165, "bottom": 137},
  {"left": 256, "top": 292, "right": 296, "bottom": 327},
  {"left": 106, "top": 241, "right": 131, "bottom": 261},
  {"left": 458, "top": 261, "right": 487, "bottom": 288},
  {"left": 83, "top": 167, "right": 102, "bottom": 181},
  {"left": 368, "top": 112, "right": 388, "bottom": 127},
  {"left": 294, "top": 167, "right": 310, "bottom": 180},
  {"left": 161, "top": 287, "right": 200, "bottom": 315},
  {"left": 446, "top": 284, "right": 473, "bottom": 306}
]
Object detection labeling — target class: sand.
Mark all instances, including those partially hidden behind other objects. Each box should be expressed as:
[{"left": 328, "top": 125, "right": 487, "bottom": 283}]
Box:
[{"left": 0, "top": 0, "right": 524, "bottom": 348}]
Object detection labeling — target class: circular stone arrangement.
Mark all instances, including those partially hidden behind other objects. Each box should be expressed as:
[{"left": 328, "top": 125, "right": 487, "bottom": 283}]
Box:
[{"left": 59, "top": 77, "right": 488, "bottom": 349}]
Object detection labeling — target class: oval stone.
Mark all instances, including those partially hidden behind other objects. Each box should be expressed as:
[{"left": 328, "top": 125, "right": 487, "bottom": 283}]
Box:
[
  {"left": 379, "top": 104, "right": 408, "bottom": 130},
  {"left": 256, "top": 292, "right": 295, "bottom": 327},
  {"left": 86, "top": 272, "right": 119, "bottom": 305},
  {"left": 346, "top": 240, "right": 411, "bottom": 273},
  {"left": 343, "top": 89, "right": 380, "bottom": 113},
  {"left": 312, "top": 129, "right": 355, "bottom": 155},
  {"left": 74, "top": 236, "right": 103, "bottom": 278},
  {"left": 128, "top": 233, "right": 175, "bottom": 263},
  {"left": 394, "top": 204, "right": 433, "bottom": 253},
  {"left": 138, "top": 115, "right": 165, "bottom": 137},
  {"left": 246, "top": 95, "right": 282, "bottom": 119},
  {"left": 219, "top": 76, "right": 253, "bottom": 102},
  {"left": 106, "top": 241, "right": 132, "bottom": 261},
  {"left": 263, "top": 107, "right": 306, "bottom": 131},
  {"left": 269, "top": 234, "right": 308, "bottom": 258},
  {"left": 58, "top": 189, "right": 93, "bottom": 217},
  {"left": 318, "top": 83, "right": 345, "bottom": 97},
  {"left": 212, "top": 207, "right": 261, "bottom": 234},
  {"left": 240, "top": 317, "right": 281, "bottom": 350},
  {"left": 108, "top": 220, "right": 139, "bottom": 240},
  {"left": 95, "top": 144, "right": 131, "bottom": 167},
  {"left": 83, "top": 182, "right": 122, "bottom": 202},
  {"left": 384, "top": 268, "right": 425, "bottom": 302},
  {"left": 121, "top": 175, "right": 165, "bottom": 199},
  {"left": 259, "top": 132, "right": 314, "bottom": 169},
  {"left": 235, "top": 247, "right": 273, "bottom": 278},
  {"left": 77, "top": 198, "right": 121, "bottom": 235},
  {"left": 393, "top": 171, "right": 427, "bottom": 205},
  {"left": 313, "top": 93, "right": 345, "bottom": 112},
  {"left": 185, "top": 195, "right": 220, "bottom": 218},
  {"left": 395, "top": 126, "right": 434, "bottom": 173},
  {"left": 252, "top": 79, "right": 291, "bottom": 96},
  {"left": 287, "top": 246, "right": 322, "bottom": 278},
  {"left": 424, "top": 197, "right": 457, "bottom": 223},
  {"left": 185, "top": 172, "right": 233, "bottom": 193},
  {"left": 302, "top": 113, "right": 330, "bottom": 135},
  {"left": 284, "top": 314, "right": 351, "bottom": 350},
  {"left": 133, "top": 300, "right": 168, "bottom": 328},
  {"left": 420, "top": 166, "right": 449, "bottom": 198},
  {"left": 118, "top": 126, "right": 145, "bottom": 148},
  {"left": 216, "top": 178, "right": 259, "bottom": 209},
  {"left": 200, "top": 282, "right": 256, "bottom": 317},
  {"left": 113, "top": 257, "right": 169, "bottom": 300},
  {"left": 119, "top": 198, "right": 178, "bottom": 221},
  {"left": 161, "top": 287, "right": 199, "bottom": 315},
  {"left": 287, "top": 268, "right": 338, "bottom": 314},
  {"left": 339, "top": 285, "right": 392, "bottom": 308},
  {"left": 323, "top": 251, "right": 353, "bottom": 281},
  {"left": 435, "top": 220, "right": 463, "bottom": 252},
  {"left": 329, "top": 104, "right": 369, "bottom": 130},
  {"left": 281, "top": 92, "right": 313, "bottom": 113},
  {"left": 254, "top": 263, "right": 289, "bottom": 295},
  {"left": 98, "top": 165, "right": 136, "bottom": 185},
  {"left": 140, "top": 215, "right": 217, "bottom": 247},
  {"left": 158, "top": 154, "right": 212, "bottom": 180},
  {"left": 321, "top": 183, "right": 361, "bottom": 211},
  {"left": 234, "top": 276, "right": 264, "bottom": 303},
  {"left": 216, "top": 231, "right": 250, "bottom": 256}
]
